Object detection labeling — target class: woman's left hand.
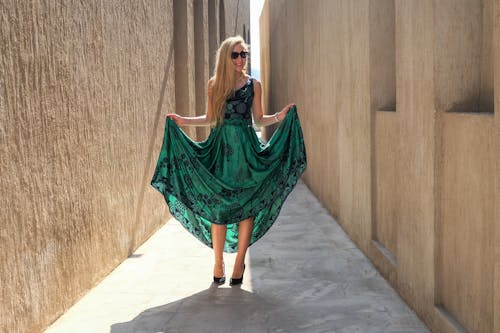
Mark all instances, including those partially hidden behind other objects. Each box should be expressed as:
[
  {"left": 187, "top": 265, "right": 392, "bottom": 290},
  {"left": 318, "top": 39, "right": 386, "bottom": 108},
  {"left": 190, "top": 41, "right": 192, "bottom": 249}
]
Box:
[{"left": 277, "top": 103, "right": 295, "bottom": 121}]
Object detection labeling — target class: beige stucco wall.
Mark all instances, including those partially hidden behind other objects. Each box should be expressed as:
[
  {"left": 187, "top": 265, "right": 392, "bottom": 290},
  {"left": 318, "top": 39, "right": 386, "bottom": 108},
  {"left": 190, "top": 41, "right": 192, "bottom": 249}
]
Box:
[
  {"left": 0, "top": 2, "right": 174, "bottom": 332},
  {"left": 261, "top": 1, "right": 499, "bottom": 332},
  {"left": 0, "top": 1, "right": 248, "bottom": 333}
]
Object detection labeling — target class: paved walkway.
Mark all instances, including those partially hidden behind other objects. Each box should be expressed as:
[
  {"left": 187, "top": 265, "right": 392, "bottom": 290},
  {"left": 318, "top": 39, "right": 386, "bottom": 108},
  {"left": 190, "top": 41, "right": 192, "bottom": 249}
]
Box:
[{"left": 44, "top": 181, "right": 430, "bottom": 333}]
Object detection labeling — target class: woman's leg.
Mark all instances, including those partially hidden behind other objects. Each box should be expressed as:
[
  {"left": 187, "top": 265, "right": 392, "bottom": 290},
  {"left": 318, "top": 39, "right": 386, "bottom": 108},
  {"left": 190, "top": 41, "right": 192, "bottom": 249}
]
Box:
[
  {"left": 211, "top": 223, "right": 227, "bottom": 277},
  {"left": 232, "top": 217, "right": 254, "bottom": 278}
]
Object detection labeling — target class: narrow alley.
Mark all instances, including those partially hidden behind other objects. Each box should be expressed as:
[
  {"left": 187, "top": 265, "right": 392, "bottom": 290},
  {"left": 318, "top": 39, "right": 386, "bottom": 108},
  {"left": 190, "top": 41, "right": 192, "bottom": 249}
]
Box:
[{"left": 44, "top": 181, "right": 429, "bottom": 333}]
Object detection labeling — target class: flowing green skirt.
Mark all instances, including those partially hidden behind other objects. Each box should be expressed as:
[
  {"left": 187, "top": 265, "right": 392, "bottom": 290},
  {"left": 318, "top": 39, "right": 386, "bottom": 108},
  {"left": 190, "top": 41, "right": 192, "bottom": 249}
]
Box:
[{"left": 151, "top": 106, "right": 307, "bottom": 253}]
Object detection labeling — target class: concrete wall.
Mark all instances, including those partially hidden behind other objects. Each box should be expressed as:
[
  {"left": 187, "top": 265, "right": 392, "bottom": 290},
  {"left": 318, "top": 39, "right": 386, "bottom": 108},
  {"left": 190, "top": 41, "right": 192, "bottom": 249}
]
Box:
[
  {"left": 260, "top": 1, "right": 499, "bottom": 332},
  {"left": 0, "top": 1, "right": 248, "bottom": 333}
]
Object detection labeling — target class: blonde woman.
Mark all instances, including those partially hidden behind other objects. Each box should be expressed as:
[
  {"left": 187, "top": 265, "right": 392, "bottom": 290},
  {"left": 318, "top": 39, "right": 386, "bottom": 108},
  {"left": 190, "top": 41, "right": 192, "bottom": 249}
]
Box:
[{"left": 151, "top": 36, "right": 306, "bottom": 286}]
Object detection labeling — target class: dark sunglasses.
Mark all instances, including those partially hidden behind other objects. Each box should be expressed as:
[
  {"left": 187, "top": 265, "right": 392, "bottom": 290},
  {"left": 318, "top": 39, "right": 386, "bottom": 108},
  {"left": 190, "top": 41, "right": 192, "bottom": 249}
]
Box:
[{"left": 231, "top": 51, "right": 249, "bottom": 59}]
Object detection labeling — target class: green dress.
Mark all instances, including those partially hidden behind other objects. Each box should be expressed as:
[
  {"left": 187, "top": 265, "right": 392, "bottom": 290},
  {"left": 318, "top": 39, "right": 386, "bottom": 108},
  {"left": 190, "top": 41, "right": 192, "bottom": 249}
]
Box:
[{"left": 151, "top": 78, "right": 307, "bottom": 253}]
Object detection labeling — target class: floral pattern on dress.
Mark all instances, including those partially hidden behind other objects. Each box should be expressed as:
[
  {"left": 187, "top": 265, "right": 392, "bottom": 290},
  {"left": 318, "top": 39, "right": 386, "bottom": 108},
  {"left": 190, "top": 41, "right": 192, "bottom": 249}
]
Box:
[{"left": 151, "top": 77, "right": 307, "bottom": 253}]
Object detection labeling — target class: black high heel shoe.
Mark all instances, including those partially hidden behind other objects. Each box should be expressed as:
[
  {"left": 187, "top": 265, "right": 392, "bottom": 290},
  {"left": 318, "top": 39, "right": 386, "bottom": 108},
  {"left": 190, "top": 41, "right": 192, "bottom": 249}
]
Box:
[
  {"left": 213, "top": 275, "right": 226, "bottom": 285},
  {"left": 213, "top": 263, "right": 226, "bottom": 285},
  {"left": 230, "top": 264, "right": 246, "bottom": 286}
]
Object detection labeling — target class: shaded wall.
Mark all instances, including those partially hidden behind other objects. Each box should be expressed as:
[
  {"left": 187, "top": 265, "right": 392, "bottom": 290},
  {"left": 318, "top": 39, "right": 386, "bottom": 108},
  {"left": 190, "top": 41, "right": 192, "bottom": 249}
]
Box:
[
  {"left": 223, "top": 0, "right": 251, "bottom": 43},
  {"left": 0, "top": 1, "right": 248, "bottom": 333},
  {"left": 192, "top": 0, "right": 250, "bottom": 140},
  {"left": 260, "top": 1, "right": 499, "bottom": 332}
]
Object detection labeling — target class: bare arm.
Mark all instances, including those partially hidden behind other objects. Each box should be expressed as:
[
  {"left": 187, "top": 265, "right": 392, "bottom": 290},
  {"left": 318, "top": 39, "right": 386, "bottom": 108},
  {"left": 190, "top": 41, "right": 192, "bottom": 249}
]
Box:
[
  {"left": 252, "top": 79, "right": 295, "bottom": 127},
  {"left": 167, "top": 114, "right": 210, "bottom": 126},
  {"left": 166, "top": 80, "right": 213, "bottom": 126}
]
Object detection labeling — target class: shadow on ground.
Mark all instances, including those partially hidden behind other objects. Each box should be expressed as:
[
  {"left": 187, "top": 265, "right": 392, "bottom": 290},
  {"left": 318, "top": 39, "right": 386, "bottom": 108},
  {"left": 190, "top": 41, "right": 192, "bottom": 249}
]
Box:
[
  {"left": 110, "top": 182, "right": 429, "bottom": 333},
  {"left": 110, "top": 284, "right": 304, "bottom": 333}
]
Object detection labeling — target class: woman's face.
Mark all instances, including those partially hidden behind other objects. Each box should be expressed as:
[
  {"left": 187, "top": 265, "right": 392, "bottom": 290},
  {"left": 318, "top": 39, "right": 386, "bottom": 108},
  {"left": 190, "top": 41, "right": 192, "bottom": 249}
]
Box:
[{"left": 231, "top": 43, "right": 248, "bottom": 74}]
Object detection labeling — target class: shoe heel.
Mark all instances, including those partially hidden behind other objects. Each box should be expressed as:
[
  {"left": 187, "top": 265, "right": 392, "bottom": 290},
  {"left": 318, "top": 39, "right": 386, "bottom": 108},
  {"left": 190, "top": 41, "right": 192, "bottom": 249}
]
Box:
[
  {"left": 213, "top": 263, "right": 225, "bottom": 285},
  {"left": 213, "top": 276, "right": 226, "bottom": 285},
  {"left": 230, "top": 264, "right": 245, "bottom": 286}
]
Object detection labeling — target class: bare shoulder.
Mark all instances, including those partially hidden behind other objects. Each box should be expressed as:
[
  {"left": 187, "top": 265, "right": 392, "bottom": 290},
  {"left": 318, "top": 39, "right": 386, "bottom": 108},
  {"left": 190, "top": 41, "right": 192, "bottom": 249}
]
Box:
[
  {"left": 252, "top": 78, "right": 262, "bottom": 91},
  {"left": 207, "top": 77, "right": 214, "bottom": 94}
]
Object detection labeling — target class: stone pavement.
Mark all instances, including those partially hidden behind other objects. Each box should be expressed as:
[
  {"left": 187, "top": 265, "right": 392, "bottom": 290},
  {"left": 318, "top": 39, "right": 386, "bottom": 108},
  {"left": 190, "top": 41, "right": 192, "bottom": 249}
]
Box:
[{"left": 43, "top": 181, "right": 430, "bottom": 333}]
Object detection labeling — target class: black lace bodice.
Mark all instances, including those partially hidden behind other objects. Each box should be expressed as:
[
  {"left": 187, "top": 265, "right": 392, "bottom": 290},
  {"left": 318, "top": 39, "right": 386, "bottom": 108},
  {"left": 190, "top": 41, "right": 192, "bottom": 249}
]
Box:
[{"left": 223, "top": 78, "right": 254, "bottom": 126}]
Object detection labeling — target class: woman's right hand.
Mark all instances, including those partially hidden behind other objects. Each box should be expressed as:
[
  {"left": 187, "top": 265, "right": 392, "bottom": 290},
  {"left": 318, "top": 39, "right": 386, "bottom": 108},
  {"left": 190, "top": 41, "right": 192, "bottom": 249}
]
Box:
[{"left": 167, "top": 114, "right": 184, "bottom": 126}]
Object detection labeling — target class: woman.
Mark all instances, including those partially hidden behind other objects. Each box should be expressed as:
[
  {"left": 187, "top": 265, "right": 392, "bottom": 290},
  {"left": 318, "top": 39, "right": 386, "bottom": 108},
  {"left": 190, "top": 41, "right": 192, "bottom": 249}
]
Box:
[{"left": 151, "top": 36, "right": 306, "bottom": 286}]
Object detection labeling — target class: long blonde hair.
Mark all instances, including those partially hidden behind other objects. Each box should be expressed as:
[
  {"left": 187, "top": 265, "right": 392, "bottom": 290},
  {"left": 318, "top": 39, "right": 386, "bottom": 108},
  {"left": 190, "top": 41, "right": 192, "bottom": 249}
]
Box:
[{"left": 208, "top": 36, "right": 248, "bottom": 125}]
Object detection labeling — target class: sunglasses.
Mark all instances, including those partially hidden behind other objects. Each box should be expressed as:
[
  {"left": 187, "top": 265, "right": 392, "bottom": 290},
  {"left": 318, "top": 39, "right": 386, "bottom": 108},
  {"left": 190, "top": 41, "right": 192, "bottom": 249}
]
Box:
[{"left": 231, "top": 51, "right": 249, "bottom": 59}]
